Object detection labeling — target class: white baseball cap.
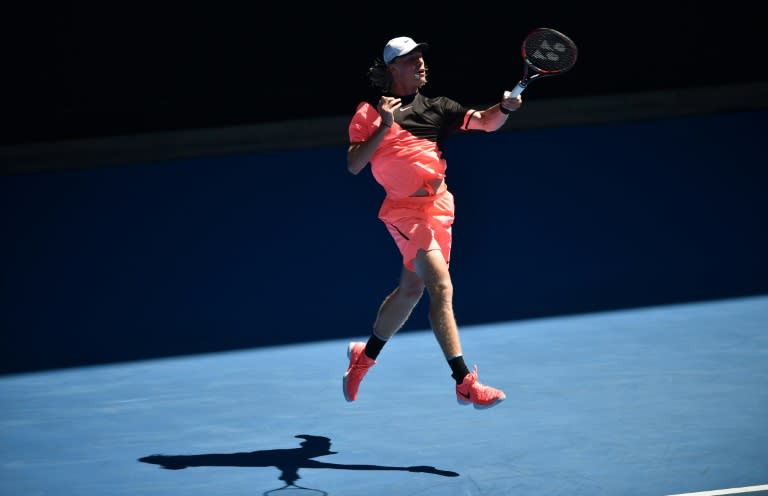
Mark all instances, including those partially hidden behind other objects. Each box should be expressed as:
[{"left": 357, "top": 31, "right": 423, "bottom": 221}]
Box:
[{"left": 383, "top": 36, "right": 429, "bottom": 64}]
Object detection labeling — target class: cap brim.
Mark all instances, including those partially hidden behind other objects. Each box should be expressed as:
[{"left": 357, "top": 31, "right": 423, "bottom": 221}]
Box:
[{"left": 410, "top": 42, "right": 429, "bottom": 55}]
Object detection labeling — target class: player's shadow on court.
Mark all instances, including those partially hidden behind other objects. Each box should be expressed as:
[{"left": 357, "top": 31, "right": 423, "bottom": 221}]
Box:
[{"left": 139, "top": 434, "right": 458, "bottom": 495}]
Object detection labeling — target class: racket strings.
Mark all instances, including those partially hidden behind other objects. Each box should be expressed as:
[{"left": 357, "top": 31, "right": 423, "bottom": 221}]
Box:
[{"left": 523, "top": 30, "right": 577, "bottom": 73}]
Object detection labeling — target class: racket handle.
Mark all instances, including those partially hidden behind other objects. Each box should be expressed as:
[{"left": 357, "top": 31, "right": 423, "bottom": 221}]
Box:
[{"left": 504, "top": 82, "right": 526, "bottom": 99}]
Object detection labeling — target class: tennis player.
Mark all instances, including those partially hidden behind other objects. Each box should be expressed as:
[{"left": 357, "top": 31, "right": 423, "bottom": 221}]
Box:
[{"left": 343, "top": 36, "right": 522, "bottom": 409}]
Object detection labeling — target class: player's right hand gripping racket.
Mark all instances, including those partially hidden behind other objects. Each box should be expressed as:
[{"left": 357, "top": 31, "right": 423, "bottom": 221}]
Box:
[{"left": 504, "top": 27, "right": 578, "bottom": 99}]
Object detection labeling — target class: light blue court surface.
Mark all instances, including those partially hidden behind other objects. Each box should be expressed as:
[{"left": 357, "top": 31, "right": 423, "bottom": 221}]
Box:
[{"left": 1, "top": 295, "right": 766, "bottom": 496}]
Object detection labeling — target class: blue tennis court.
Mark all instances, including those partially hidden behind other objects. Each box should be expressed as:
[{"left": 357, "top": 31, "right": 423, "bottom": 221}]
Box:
[{"left": 1, "top": 295, "right": 766, "bottom": 496}]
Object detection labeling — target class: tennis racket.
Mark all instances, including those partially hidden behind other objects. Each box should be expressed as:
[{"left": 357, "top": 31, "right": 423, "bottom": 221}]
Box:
[{"left": 504, "top": 27, "right": 578, "bottom": 99}]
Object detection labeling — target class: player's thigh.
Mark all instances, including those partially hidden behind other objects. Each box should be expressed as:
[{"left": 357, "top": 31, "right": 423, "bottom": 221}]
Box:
[{"left": 412, "top": 249, "right": 452, "bottom": 292}]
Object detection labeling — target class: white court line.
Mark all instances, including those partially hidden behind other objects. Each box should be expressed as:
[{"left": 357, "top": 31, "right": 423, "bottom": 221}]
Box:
[{"left": 667, "top": 484, "right": 768, "bottom": 496}]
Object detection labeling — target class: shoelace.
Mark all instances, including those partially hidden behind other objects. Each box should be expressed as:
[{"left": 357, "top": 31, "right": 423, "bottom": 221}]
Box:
[
  {"left": 466, "top": 367, "right": 499, "bottom": 398},
  {"left": 350, "top": 353, "right": 374, "bottom": 372},
  {"left": 350, "top": 362, "right": 371, "bottom": 372}
]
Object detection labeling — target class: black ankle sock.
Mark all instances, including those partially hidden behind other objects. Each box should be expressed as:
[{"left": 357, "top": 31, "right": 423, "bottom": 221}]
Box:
[
  {"left": 364, "top": 333, "right": 387, "bottom": 360},
  {"left": 448, "top": 355, "right": 471, "bottom": 384}
]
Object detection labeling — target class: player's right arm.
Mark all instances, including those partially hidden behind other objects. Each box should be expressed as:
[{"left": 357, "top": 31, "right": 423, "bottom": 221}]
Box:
[
  {"left": 347, "top": 129, "right": 388, "bottom": 175},
  {"left": 347, "top": 97, "right": 400, "bottom": 175}
]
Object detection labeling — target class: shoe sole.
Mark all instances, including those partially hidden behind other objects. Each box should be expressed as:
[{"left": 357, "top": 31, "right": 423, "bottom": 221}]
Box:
[
  {"left": 457, "top": 396, "right": 506, "bottom": 410},
  {"left": 342, "top": 342, "right": 356, "bottom": 402}
]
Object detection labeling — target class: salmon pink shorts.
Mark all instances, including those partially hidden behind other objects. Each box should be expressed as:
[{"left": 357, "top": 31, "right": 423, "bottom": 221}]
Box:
[{"left": 378, "top": 190, "right": 455, "bottom": 272}]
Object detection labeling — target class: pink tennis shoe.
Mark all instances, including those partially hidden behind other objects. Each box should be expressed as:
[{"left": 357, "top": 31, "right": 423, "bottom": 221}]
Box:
[
  {"left": 343, "top": 342, "right": 376, "bottom": 402},
  {"left": 455, "top": 365, "right": 506, "bottom": 409}
]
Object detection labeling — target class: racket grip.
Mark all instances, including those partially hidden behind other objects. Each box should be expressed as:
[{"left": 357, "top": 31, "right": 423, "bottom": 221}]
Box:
[{"left": 504, "top": 83, "right": 525, "bottom": 99}]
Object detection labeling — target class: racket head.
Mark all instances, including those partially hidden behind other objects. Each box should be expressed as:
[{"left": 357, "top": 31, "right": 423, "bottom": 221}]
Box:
[{"left": 521, "top": 27, "right": 578, "bottom": 75}]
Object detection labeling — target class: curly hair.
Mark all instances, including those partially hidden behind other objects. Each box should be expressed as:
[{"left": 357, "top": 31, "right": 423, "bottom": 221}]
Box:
[
  {"left": 367, "top": 57, "right": 429, "bottom": 94},
  {"left": 367, "top": 57, "right": 392, "bottom": 93}
]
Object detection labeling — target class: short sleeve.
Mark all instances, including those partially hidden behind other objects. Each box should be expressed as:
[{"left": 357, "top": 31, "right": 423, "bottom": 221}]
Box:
[
  {"left": 433, "top": 96, "right": 475, "bottom": 132},
  {"left": 348, "top": 101, "right": 380, "bottom": 143}
]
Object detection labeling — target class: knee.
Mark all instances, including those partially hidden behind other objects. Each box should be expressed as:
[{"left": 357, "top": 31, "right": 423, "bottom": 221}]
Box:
[{"left": 427, "top": 279, "right": 453, "bottom": 302}]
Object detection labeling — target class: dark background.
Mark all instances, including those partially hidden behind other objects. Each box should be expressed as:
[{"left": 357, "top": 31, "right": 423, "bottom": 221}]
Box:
[
  {"left": 2, "top": 4, "right": 767, "bottom": 375},
  {"left": 6, "top": 2, "right": 767, "bottom": 145}
]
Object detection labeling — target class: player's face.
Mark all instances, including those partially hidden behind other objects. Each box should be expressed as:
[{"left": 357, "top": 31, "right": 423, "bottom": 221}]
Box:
[{"left": 389, "top": 51, "right": 427, "bottom": 86}]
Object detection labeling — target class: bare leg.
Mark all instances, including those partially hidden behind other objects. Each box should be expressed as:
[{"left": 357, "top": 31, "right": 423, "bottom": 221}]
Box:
[
  {"left": 412, "top": 249, "right": 462, "bottom": 358},
  {"left": 372, "top": 265, "right": 425, "bottom": 340}
]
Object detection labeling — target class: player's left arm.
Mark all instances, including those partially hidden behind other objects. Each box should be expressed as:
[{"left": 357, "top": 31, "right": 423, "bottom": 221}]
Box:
[{"left": 467, "top": 94, "right": 522, "bottom": 131}]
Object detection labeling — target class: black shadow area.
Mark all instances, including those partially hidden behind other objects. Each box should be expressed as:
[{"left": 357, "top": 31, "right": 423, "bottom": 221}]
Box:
[{"left": 139, "top": 434, "right": 459, "bottom": 495}]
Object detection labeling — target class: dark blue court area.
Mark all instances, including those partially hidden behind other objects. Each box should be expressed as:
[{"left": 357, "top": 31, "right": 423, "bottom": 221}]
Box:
[{"left": 2, "top": 107, "right": 767, "bottom": 495}]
